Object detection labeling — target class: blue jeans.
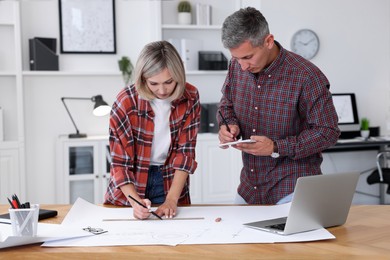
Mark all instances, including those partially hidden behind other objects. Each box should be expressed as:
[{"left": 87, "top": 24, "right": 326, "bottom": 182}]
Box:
[
  {"left": 145, "top": 165, "right": 165, "bottom": 204},
  {"left": 276, "top": 193, "right": 294, "bottom": 205}
]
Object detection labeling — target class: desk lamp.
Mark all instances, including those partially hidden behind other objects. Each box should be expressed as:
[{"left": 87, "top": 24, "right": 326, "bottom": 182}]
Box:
[{"left": 61, "top": 95, "right": 111, "bottom": 138}]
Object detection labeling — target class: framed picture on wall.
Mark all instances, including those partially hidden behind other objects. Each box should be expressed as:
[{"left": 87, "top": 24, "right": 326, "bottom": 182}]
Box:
[
  {"left": 59, "top": 0, "right": 116, "bottom": 54},
  {"left": 332, "top": 93, "right": 360, "bottom": 131}
]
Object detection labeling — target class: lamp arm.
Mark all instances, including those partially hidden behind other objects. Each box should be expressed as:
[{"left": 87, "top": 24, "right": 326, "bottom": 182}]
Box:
[{"left": 61, "top": 97, "right": 91, "bottom": 135}]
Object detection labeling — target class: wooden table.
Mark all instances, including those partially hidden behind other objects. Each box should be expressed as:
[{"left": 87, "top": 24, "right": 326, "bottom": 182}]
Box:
[{"left": 1, "top": 204, "right": 389, "bottom": 259}]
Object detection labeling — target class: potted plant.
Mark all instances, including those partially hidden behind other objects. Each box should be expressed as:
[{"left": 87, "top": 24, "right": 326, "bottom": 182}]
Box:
[
  {"left": 360, "top": 117, "right": 370, "bottom": 139},
  {"left": 177, "top": 1, "right": 192, "bottom": 25},
  {"left": 118, "top": 56, "right": 133, "bottom": 85}
]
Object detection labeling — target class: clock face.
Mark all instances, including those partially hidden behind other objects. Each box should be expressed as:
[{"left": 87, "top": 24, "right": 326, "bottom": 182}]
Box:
[{"left": 291, "top": 29, "right": 319, "bottom": 60}]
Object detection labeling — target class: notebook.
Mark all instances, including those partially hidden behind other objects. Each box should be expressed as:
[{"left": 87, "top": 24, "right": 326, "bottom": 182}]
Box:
[{"left": 243, "top": 172, "right": 360, "bottom": 235}]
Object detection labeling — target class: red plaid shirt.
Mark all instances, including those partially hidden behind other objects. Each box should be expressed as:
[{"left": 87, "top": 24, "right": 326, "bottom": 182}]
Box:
[
  {"left": 104, "top": 83, "right": 200, "bottom": 206},
  {"left": 218, "top": 42, "right": 340, "bottom": 204}
]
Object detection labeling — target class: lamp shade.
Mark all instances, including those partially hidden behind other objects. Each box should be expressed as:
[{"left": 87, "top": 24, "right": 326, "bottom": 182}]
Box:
[
  {"left": 92, "top": 95, "right": 111, "bottom": 116},
  {"left": 61, "top": 94, "right": 111, "bottom": 138}
]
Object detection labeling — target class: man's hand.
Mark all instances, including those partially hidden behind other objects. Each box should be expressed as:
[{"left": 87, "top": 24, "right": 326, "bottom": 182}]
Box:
[
  {"left": 234, "top": 135, "right": 274, "bottom": 156},
  {"left": 218, "top": 125, "right": 240, "bottom": 149}
]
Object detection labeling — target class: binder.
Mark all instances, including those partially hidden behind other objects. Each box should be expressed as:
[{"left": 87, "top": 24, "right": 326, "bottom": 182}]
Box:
[
  {"left": 168, "top": 38, "right": 202, "bottom": 71},
  {"left": 196, "top": 3, "right": 211, "bottom": 25},
  {"left": 29, "top": 37, "right": 59, "bottom": 71}
]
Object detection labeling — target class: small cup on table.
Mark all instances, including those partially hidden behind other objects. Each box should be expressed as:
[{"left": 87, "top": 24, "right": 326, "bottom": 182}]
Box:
[{"left": 9, "top": 204, "right": 39, "bottom": 236}]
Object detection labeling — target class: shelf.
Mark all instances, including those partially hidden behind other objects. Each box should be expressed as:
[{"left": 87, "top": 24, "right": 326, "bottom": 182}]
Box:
[
  {"left": 162, "top": 24, "right": 222, "bottom": 30},
  {"left": 186, "top": 70, "right": 227, "bottom": 75},
  {"left": 58, "top": 135, "right": 109, "bottom": 141},
  {"left": 22, "top": 71, "right": 121, "bottom": 76}
]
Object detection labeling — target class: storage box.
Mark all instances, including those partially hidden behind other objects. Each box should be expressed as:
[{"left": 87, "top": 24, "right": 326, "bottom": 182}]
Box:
[
  {"left": 199, "top": 51, "right": 228, "bottom": 70},
  {"left": 198, "top": 103, "right": 220, "bottom": 133},
  {"left": 29, "top": 37, "right": 59, "bottom": 71}
]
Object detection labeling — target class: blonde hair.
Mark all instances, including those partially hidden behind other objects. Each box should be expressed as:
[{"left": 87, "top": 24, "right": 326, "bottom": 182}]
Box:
[{"left": 134, "top": 41, "right": 186, "bottom": 101}]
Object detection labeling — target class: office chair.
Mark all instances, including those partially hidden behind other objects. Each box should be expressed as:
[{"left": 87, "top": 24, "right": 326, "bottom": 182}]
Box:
[{"left": 367, "top": 151, "right": 390, "bottom": 197}]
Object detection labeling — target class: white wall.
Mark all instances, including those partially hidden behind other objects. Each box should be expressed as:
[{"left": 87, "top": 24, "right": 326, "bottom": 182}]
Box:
[
  {"left": 19, "top": 0, "right": 390, "bottom": 203},
  {"left": 21, "top": 0, "right": 160, "bottom": 71},
  {"left": 261, "top": 0, "right": 390, "bottom": 132}
]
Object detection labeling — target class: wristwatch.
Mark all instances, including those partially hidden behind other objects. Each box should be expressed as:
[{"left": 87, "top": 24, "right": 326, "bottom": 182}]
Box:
[{"left": 271, "top": 141, "right": 280, "bottom": 158}]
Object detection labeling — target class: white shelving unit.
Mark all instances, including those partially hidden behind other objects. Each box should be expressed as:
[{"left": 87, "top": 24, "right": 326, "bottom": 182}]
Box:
[
  {"left": 158, "top": 0, "right": 242, "bottom": 103},
  {"left": 0, "top": 1, "right": 26, "bottom": 203},
  {"left": 191, "top": 134, "right": 243, "bottom": 204},
  {"left": 159, "top": 0, "right": 239, "bottom": 73},
  {"left": 56, "top": 136, "right": 110, "bottom": 204}
]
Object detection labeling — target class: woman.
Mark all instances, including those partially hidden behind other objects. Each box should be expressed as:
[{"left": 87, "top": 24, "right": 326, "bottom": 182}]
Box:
[{"left": 104, "top": 41, "right": 201, "bottom": 219}]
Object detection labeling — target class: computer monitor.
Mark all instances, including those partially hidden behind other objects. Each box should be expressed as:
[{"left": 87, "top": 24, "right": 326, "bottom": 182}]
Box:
[{"left": 331, "top": 93, "right": 360, "bottom": 131}]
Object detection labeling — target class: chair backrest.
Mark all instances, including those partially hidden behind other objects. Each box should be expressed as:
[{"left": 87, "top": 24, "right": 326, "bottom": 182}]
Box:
[{"left": 376, "top": 151, "right": 390, "bottom": 181}]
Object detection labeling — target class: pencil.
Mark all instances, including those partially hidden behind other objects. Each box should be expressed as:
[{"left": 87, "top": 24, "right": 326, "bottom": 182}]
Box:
[
  {"left": 218, "top": 111, "right": 231, "bottom": 133},
  {"left": 128, "top": 195, "right": 163, "bottom": 220}
]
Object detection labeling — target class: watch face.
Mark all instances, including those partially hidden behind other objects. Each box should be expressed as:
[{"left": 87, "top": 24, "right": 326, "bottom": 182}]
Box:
[
  {"left": 291, "top": 29, "right": 319, "bottom": 60},
  {"left": 271, "top": 152, "right": 280, "bottom": 158}
]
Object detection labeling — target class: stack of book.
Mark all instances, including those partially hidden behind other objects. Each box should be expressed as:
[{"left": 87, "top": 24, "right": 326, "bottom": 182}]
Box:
[{"left": 196, "top": 3, "right": 211, "bottom": 26}]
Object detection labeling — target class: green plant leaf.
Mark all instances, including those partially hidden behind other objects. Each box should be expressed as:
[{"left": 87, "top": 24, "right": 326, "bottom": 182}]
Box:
[{"left": 118, "top": 56, "right": 133, "bottom": 85}]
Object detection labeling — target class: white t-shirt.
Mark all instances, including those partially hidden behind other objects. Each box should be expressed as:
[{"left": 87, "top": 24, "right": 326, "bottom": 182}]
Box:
[{"left": 150, "top": 98, "right": 172, "bottom": 165}]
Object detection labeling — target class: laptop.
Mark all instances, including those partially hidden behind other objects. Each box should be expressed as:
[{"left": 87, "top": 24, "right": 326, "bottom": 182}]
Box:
[{"left": 243, "top": 172, "right": 360, "bottom": 235}]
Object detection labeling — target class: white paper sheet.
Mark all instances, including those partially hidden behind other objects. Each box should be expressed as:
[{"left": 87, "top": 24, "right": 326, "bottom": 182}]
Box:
[
  {"left": 0, "top": 222, "right": 92, "bottom": 249},
  {"left": 219, "top": 139, "right": 256, "bottom": 147},
  {"left": 42, "top": 198, "right": 335, "bottom": 247},
  {"left": 0, "top": 211, "right": 96, "bottom": 249}
]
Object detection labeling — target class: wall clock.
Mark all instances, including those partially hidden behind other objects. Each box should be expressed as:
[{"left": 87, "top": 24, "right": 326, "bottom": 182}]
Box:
[{"left": 290, "top": 29, "right": 320, "bottom": 60}]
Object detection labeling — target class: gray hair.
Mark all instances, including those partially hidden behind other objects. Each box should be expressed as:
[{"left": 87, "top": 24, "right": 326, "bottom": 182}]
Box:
[
  {"left": 134, "top": 40, "right": 186, "bottom": 101},
  {"left": 222, "top": 7, "right": 270, "bottom": 49}
]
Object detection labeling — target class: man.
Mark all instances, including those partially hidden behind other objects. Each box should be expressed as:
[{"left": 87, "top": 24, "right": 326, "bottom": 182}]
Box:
[{"left": 217, "top": 7, "right": 340, "bottom": 205}]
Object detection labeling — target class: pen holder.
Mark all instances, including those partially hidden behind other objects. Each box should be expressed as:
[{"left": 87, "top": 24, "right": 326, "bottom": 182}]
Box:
[{"left": 9, "top": 204, "right": 39, "bottom": 236}]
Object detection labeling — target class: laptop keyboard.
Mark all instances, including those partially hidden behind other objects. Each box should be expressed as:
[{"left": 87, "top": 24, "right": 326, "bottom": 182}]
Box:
[{"left": 266, "top": 223, "right": 286, "bottom": 231}]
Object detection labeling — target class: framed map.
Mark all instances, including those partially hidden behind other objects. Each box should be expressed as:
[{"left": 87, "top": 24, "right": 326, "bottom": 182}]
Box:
[{"left": 59, "top": 0, "right": 116, "bottom": 54}]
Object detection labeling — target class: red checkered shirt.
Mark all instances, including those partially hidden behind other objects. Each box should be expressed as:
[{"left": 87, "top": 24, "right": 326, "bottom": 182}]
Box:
[
  {"left": 104, "top": 83, "right": 200, "bottom": 206},
  {"left": 218, "top": 41, "right": 340, "bottom": 204}
]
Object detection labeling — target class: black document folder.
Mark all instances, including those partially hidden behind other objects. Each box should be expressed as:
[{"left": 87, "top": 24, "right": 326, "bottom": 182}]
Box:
[
  {"left": 0, "top": 209, "right": 58, "bottom": 221},
  {"left": 29, "top": 37, "right": 59, "bottom": 71}
]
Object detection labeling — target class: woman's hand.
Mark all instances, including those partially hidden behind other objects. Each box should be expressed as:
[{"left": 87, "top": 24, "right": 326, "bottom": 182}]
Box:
[
  {"left": 155, "top": 198, "right": 177, "bottom": 219},
  {"left": 131, "top": 198, "right": 153, "bottom": 220}
]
